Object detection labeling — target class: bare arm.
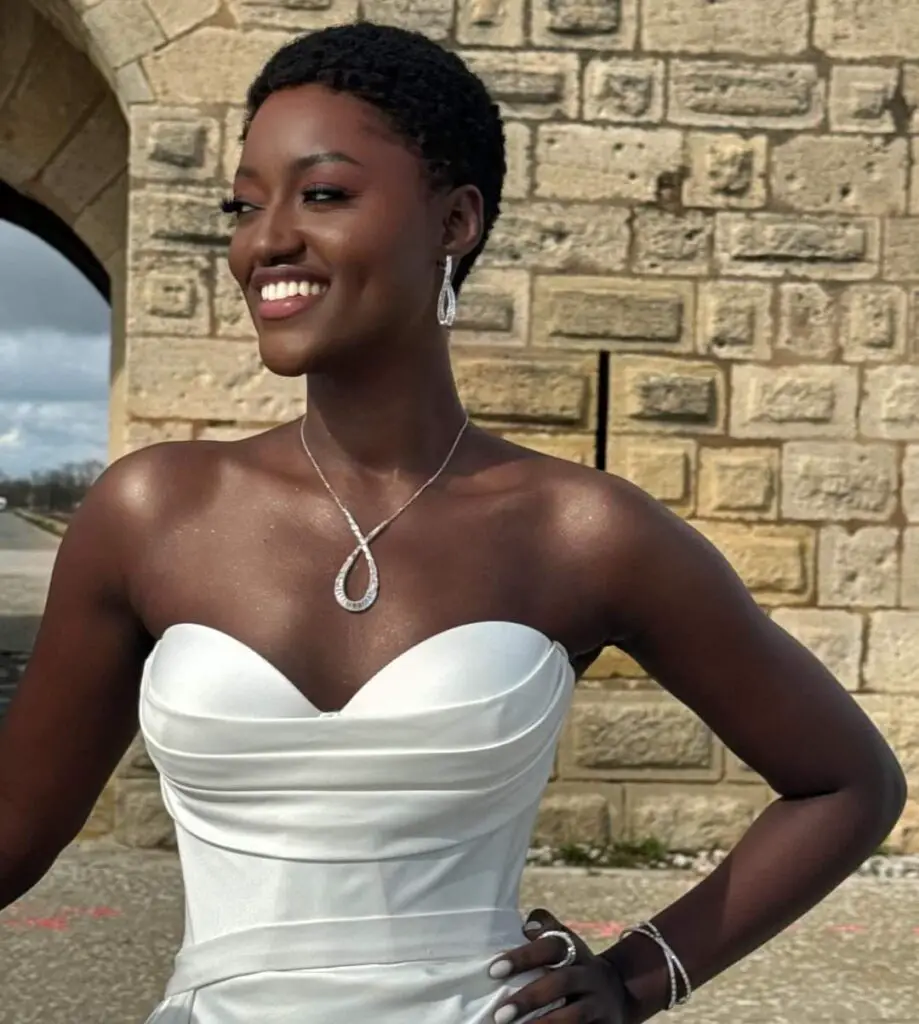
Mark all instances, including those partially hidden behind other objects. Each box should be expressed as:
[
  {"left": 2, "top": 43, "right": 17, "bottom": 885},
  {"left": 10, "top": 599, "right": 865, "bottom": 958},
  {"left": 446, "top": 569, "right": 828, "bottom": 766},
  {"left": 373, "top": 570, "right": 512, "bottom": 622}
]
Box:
[
  {"left": 592, "top": 483, "right": 906, "bottom": 1021},
  {"left": 0, "top": 459, "right": 155, "bottom": 908}
]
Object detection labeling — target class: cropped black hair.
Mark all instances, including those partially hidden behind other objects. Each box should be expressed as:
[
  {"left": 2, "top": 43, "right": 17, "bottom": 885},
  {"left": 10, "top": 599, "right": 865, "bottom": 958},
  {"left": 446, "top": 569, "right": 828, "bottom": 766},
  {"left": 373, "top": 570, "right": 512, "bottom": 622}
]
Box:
[{"left": 244, "top": 21, "right": 507, "bottom": 291}]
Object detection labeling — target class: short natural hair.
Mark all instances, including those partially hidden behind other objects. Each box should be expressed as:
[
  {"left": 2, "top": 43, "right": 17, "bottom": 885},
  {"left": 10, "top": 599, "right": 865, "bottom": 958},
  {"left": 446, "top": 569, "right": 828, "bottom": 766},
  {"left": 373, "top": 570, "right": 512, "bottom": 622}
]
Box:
[{"left": 244, "top": 21, "right": 506, "bottom": 290}]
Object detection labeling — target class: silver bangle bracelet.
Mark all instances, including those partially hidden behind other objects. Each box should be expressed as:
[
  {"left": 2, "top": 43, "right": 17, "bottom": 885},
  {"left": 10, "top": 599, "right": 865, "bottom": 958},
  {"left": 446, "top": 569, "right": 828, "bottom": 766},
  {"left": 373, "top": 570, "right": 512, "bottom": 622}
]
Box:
[{"left": 619, "top": 921, "right": 692, "bottom": 1011}]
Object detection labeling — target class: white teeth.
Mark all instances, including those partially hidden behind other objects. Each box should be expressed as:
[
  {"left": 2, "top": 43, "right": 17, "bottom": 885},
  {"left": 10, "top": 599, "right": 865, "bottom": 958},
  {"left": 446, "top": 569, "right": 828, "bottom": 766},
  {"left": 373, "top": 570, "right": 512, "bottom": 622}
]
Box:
[{"left": 260, "top": 281, "right": 328, "bottom": 302}]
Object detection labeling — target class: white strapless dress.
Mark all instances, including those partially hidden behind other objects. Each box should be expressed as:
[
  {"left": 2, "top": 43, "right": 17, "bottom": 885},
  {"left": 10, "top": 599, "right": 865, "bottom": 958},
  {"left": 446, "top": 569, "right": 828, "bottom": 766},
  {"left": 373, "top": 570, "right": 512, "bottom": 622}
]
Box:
[{"left": 139, "top": 620, "right": 575, "bottom": 1023}]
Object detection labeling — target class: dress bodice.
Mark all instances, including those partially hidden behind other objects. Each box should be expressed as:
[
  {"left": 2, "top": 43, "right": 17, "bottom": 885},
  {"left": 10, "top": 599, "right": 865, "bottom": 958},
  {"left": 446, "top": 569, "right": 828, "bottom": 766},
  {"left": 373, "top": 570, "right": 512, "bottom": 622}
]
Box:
[{"left": 140, "top": 620, "right": 575, "bottom": 1023}]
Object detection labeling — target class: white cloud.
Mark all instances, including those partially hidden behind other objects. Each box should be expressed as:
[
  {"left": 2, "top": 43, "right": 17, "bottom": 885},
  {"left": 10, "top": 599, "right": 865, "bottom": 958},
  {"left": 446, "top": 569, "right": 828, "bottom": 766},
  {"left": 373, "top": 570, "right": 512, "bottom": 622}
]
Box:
[{"left": 0, "top": 223, "right": 110, "bottom": 475}]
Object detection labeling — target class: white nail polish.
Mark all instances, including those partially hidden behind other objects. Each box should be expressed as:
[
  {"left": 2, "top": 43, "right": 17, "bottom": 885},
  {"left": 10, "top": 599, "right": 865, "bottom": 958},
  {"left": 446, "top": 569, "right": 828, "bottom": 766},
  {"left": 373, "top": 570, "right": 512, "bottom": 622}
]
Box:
[
  {"left": 488, "top": 958, "right": 512, "bottom": 980},
  {"left": 523, "top": 921, "right": 541, "bottom": 935},
  {"left": 494, "top": 1004, "right": 518, "bottom": 1024}
]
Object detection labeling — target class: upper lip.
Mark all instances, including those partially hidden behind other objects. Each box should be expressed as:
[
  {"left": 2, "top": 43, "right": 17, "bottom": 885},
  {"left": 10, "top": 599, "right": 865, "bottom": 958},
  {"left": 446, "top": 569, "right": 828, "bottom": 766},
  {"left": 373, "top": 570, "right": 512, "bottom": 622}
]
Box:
[{"left": 250, "top": 265, "right": 331, "bottom": 290}]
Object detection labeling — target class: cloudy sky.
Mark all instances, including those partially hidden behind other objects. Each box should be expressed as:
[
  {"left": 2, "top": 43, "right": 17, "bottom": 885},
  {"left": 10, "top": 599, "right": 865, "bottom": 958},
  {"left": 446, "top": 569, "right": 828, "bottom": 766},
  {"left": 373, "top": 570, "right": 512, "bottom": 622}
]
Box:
[{"left": 0, "top": 221, "right": 109, "bottom": 478}]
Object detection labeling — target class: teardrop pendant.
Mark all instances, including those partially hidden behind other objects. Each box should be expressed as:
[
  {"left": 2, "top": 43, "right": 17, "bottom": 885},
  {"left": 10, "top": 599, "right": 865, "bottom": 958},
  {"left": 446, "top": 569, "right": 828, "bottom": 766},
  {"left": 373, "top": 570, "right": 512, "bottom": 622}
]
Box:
[{"left": 333, "top": 539, "right": 380, "bottom": 613}]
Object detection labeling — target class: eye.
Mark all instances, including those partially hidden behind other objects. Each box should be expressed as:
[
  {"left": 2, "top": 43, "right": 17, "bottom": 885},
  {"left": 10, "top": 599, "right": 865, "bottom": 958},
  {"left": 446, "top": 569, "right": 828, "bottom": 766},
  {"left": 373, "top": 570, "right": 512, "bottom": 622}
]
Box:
[
  {"left": 220, "top": 197, "right": 258, "bottom": 218},
  {"left": 302, "top": 185, "right": 349, "bottom": 204}
]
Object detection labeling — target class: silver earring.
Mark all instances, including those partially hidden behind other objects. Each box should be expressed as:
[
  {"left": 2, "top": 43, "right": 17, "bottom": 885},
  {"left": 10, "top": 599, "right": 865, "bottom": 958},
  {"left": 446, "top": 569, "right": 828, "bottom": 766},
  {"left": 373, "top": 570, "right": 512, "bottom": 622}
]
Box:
[{"left": 437, "top": 256, "right": 457, "bottom": 327}]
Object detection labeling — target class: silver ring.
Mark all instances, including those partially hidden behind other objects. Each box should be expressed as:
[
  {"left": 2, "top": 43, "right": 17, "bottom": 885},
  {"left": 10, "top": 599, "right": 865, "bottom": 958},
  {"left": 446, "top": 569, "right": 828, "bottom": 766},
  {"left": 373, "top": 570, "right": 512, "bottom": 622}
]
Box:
[{"left": 540, "top": 929, "right": 578, "bottom": 970}]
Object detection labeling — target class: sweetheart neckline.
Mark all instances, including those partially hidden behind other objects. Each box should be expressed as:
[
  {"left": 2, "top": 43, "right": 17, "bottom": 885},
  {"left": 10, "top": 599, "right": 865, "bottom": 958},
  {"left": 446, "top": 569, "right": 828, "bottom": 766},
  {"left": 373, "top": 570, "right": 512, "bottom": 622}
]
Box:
[{"left": 154, "top": 620, "right": 571, "bottom": 717}]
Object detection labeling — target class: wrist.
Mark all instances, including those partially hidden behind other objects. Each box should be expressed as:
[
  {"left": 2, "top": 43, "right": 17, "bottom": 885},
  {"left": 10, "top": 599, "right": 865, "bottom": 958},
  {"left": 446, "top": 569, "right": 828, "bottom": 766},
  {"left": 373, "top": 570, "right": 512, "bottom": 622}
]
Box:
[{"left": 601, "top": 929, "right": 673, "bottom": 1023}]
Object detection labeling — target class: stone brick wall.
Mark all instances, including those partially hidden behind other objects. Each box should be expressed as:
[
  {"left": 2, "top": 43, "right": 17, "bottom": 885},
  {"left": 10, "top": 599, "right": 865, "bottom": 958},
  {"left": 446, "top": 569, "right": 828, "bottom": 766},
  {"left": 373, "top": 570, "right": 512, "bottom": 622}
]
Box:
[{"left": 4, "top": 0, "right": 919, "bottom": 853}]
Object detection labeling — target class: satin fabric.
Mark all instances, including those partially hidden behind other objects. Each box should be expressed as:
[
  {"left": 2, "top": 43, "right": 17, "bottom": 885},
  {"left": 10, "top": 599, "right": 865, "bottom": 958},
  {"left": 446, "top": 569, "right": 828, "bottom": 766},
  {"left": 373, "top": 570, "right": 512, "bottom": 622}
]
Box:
[{"left": 140, "top": 620, "right": 575, "bottom": 1023}]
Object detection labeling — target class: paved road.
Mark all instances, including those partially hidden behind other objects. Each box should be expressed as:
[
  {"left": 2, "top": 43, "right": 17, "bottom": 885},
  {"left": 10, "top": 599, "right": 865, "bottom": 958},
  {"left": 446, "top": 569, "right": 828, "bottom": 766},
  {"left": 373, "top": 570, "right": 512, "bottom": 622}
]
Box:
[
  {"left": 2, "top": 842, "right": 917, "bottom": 1024},
  {"left": 0, "top": 511, "right": 57, "bottom": 652}
]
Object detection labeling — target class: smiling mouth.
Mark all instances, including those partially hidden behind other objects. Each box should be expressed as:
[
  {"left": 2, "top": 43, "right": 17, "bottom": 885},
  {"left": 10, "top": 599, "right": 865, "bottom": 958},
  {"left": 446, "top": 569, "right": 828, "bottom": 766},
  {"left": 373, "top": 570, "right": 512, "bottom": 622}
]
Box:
[{"left": 256, "top": 279, "right": 330, "bottom": 321}]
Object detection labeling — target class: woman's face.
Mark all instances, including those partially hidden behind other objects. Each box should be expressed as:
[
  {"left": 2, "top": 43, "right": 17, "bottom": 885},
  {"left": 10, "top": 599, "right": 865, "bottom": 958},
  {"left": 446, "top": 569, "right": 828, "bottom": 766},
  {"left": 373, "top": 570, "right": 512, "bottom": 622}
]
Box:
[{"left": 227, "top": 84, "right": 479, "bottom": 377}]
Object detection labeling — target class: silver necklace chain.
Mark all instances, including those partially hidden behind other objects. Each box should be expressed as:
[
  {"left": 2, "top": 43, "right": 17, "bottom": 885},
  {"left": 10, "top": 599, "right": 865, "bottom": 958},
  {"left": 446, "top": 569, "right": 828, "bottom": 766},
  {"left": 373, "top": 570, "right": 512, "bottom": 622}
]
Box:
[{"left": 299, "top": 414, "right": 470, "bottom": 613}]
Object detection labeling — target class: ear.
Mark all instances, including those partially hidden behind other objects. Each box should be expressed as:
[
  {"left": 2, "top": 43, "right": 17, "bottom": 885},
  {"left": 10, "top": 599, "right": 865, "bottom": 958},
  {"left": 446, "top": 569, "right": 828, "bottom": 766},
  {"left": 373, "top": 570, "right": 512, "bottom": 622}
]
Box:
[{"left": 441, "top": 184, "right": 485, "bottom": 264}]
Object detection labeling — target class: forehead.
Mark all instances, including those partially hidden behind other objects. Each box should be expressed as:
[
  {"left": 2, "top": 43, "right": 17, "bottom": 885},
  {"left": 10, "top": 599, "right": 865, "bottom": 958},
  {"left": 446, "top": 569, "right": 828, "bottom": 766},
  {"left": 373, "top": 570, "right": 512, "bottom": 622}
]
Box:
[{"left": 239, "top": 83, "right": 417, "bottom": 173}]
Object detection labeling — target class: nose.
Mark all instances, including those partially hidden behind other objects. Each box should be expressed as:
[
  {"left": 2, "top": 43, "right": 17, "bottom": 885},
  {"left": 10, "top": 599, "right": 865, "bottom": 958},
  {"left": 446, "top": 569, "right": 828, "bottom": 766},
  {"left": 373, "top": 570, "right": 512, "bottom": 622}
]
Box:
[{"left": 251, "top": 200, "right": 306, "bottom": 266}]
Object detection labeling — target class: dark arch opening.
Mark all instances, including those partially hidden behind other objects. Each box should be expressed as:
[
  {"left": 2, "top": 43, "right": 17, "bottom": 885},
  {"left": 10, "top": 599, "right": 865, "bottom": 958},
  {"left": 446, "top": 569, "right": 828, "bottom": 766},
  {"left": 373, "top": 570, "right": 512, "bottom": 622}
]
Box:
[{"left": 0, "top": 179, "right": 110, "bottom": 302}]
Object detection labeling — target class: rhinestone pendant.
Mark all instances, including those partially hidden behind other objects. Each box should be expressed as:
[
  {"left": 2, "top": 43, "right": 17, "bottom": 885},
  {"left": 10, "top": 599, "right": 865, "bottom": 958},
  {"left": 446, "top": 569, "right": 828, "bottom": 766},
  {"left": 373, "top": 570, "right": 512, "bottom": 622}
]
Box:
[{"left": 333, "top": 539, "right": 380, "bottom": 613}]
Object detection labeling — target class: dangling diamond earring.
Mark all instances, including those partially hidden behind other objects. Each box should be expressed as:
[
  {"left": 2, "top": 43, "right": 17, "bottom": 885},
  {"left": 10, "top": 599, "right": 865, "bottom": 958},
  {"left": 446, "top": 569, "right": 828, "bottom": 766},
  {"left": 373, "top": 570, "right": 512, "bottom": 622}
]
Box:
[{"left": 437, "top": 255, "right": 457, "bottom": 328}]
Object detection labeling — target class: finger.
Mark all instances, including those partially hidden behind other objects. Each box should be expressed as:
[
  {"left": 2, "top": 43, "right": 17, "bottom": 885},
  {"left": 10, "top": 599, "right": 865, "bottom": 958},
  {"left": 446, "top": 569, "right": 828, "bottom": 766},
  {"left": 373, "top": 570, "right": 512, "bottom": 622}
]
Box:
[
  {"left": 489, "top": 932, "right": 574, "bottom": 977},
  {"left": 491, "top": 966, "right": 591, "bottom": 1024},
  {"left": 523, "top": 909, "right": 592, "bottom": 959}
]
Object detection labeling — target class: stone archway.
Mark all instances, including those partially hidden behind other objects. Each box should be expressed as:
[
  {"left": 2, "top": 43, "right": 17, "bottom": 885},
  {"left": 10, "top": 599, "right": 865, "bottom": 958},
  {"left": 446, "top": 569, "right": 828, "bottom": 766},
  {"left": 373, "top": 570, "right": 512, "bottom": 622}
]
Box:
[{"left": 0, "top": 0, "right": 127, "bottom": 458}]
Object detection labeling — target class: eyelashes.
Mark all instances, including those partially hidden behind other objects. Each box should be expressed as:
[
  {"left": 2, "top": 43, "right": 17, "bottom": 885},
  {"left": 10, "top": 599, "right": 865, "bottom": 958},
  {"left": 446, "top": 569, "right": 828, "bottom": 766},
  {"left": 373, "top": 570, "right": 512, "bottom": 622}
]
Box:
[{"left": 220, "top": 187, "right": 350, "bottom": 217}]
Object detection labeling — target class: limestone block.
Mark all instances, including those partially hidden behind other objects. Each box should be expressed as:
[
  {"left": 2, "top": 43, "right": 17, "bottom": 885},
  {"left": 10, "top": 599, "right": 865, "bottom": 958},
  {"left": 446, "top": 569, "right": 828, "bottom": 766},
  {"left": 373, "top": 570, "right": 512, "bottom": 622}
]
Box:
[
  {"left": 115, "top": 61, "right": 154, "bottom": 106},
  {"left": 716, "top": 213, "right": 879, "bottom": 280},
  {"left": 632, "top": 209, "right": 713, "bottom": 276},
  {"left": 482, "top": 202, "right": 629, "bottom": 274},
  {"left": 696, "top": 281, "right": 772, "bottom": 361},
  {"left": 776, "top": 284, "right": 837, "bottom": 360},
  {"left": 196, "top": 425, "right": 264, "bottom": 442},
  {"left": 143, "top": 28, "right": 292, "bottom": 105},
  {"left": 126, "top": 419, "right": 195, "bottom": 450},
  {"left": 457, "top": 0, "right": 526, "bottom": 47},
  {"left": 883, "top": 218, "right": 919, "bottom": 280},
  {"left": 214, "top": 256, "right": 251, "bottom": 338},
  {"left": 610, "top": 356, "right": 723, "bottom": 435},
  {"left": 899, "top": 529, "right": 919, "bottom": 609},
  {"left": 130, "top": 187, "right": 230, "bottom": 252},
  {"left": 533, "top": 790, "right": 613, "bottom": 847},
  {"left": 361, "top": 0, "right": 455, "bottom": 40},
  {"left": 130, "top": 106, "right": 221, "bottom": 183},
  {"left": 829, "top": 65, "right": 898, "bottom": 133},
  {"left": 731, "top": 365, "right": 858, "bottom": 440},
  {"left": 114, "top": 778, "right": 176, "bottom": 849},
  {"left": 815, "top": 0, "right": 919, "bottom": 59},
  {"left": 0, "top": 1, "right": 36, "bottom": 109},
  {"left": 534, "top": 125, "right": 683, "bottom": 203},
  {"left": 818, "top": 526, "right": 899, "bottom": 607},
  {"left": 669, "top": 61, "right": 824, "bottom": 129},
  {"left": 771, "top": 608, "right": 863, "bottom": 690},
  {"left": 38, "top": 92, "right": 126, "bottom": 217},
  {"left": 685, "top": 133, "right": 767, "bottom": 210},
  {"left": 452, "top": 353, "right": 598, "bottom": 427},
  {"left": 582, "top": 57, "right": 664, "bottom": 123},
  {"left": 839, "top": 285, "right": 907, "bottom": 362},
  {"left": 607, "top": 436, "right": 695, "bottom": 513},
  {"left": 641, "top": 0, "right": 808, "bottom": 55},
  {"left": 562, "top": 695, "right": 717, "bottom": 780},
  {"left": 862, "top": 367, "right": 919, "bottom": 440},
  {"left": 904, "top": 447, "right": 919, "bottom": 523},
  {"left": 221, "top": 107, "right": 245, "bottom": 184},
  {"left": 146, "top": 0, "right": 220, "bottom": 37},
  {"left": 782, "top": 442, "right": 898, "bottom": 522},
  {"left": 698, "top": 447, "right": 778, "bottom": 520},
  {"left": 499, "top": 432, "right": 596, "bottom": 465},
  {"left": 450, "top": 268, "right": 530, "bottom": 347},
  {"left": 865, "top": 614, "right": 919, "bottom": 692},
  {"left": 693, "top": 520, "right": 815, "bottom": 605},
  {"left": 886, "top": 797, "right": 919, "bottom": 854},
  {"left": 771, "top": 136, "right": 907, "bottom": 216},
  {"left": 626, "top": 786, "right": 765, "bottom": 850},
  {"left": 84, "top": 0, "right": 166, "bottom": 69},
  {"left": 230, "top": 0, "right": 359, "bottom": 31},
  {"left": 128, "top": 337, "right": 306, "bottom": 422},
  {"left": 909, "top": 142, "right": 919, "bottom": 216},
  {"left": 128, "top": 251, "right": 213, "bottom": 338},
  {"left": 532, "top": 277, "right": 693, "bottom": 353},
  {"left": 73, "top": 171, "right": 128, "bottom": 263},
  {"left": 459, "top": 50, "right": 579, "bottom": 120},
  {"left": 0, "top": 29, "right": 105, "bottom": 185},
  {"left": 530, "top": 0, "right": 637, "bottom": 50},
  {"left": 504, "top": 122, "right": 532, "bottom": 199}
]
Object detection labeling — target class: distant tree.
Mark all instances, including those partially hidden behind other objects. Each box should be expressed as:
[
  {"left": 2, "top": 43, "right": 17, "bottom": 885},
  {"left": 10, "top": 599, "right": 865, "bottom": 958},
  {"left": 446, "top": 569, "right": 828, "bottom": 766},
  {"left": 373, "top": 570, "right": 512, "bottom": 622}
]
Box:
[{"left": 0, "top": 458, "right": 105, "bottom": 512}]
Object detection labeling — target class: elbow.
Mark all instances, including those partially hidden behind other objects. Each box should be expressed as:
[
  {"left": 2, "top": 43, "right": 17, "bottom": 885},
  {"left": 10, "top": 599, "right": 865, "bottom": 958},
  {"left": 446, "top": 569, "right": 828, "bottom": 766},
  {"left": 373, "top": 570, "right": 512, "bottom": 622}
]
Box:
[{"left": 849, "top": 746, "right": 909, "bottom": 847}]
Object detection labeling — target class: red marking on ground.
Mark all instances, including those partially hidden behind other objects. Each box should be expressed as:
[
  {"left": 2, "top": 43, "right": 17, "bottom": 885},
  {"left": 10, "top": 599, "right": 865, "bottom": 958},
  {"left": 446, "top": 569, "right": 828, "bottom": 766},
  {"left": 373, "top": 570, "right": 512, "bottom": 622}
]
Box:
[
  {"left": 1, "top": 905, "right": 122, "bottom": 930},
  {"left": 827, "top": 924, "right": 867, "bottom": 934}
]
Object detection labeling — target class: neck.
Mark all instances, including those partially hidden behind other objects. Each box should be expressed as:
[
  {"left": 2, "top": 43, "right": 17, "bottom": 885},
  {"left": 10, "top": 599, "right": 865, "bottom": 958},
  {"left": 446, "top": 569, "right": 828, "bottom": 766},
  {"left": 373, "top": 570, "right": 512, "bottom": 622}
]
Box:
[{"left": 301, "top": 340, "right": 467, "bottom": 480}]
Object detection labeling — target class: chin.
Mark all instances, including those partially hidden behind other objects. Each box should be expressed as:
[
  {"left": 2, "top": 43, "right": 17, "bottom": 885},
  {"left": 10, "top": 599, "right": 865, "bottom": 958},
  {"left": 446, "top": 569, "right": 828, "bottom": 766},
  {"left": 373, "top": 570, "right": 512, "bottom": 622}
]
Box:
[{"left": 257, "top": 328, "right": 353, "bottom": 377}]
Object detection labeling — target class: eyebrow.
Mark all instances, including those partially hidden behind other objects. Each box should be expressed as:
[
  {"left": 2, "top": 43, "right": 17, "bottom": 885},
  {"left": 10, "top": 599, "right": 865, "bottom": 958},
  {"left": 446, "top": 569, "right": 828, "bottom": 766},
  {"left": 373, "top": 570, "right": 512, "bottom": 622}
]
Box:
[{"left": 235, "top": 151, "right": 361, "bottom": 179}]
